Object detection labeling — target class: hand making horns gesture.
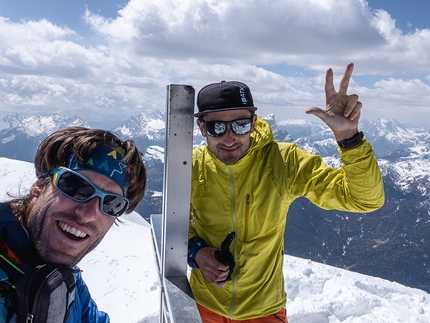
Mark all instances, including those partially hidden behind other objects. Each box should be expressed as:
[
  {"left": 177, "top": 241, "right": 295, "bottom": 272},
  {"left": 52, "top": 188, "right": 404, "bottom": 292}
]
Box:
[{"left": 306, "top": 62, "right": 362, "bottom": 141}]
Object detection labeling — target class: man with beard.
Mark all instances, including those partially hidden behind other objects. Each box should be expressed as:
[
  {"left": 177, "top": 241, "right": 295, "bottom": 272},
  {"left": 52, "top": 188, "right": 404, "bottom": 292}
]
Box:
[
  {"left": 188, "top": 63, "right": 384, "bottom": 322},
  {"left": 0, "top": 127, "right": 146, "bottom": 323}
]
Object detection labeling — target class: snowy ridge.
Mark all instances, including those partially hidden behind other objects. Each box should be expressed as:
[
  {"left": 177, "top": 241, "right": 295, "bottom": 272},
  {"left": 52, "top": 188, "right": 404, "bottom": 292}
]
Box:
[
  {"left": 378, "top": 146, "right": 430, "bottom": 196},
  {"left": 0, "top": 113, "right": 89, "bottom": 137},
  {"left": 115, "top": 110, "right": 165, "bottom": 141},
  {"left": 144, "top": 145, "right": 164, "bottom": 163}
]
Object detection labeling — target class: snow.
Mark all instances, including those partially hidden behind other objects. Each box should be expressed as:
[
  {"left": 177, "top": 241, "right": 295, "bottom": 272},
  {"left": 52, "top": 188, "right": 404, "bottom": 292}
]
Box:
[
  {"left": 147, "top": 118, "right": 165, "bottom": 132},
  {"left": 22, "top": 115, "right": 58, "bottom": 137},
  {"left": 2, "top": 157, "right": 430, "bottom": 322},
  {"left": 2, "top": 134, "right": 15, "bottom": 145},
  {"left": 151, "top": 191, "right": 163, "bottom": 197},
  {"left": 78, "top": 216, "right": 160, "bottom": 323},
  {"left": 82, "top": 217, "right": 430, "bottom": 323},
  {"left": 118, "top": 125, "right": 132, "bottom": 137},
  {"left": 284, "top": 258, "right": 429, "bottom": 322},
  {"left": 0, "top": 157, "right": 35, "bottom": 198},
  {"left": 277, "top": 118, "right": 311, "bottom": 126},
  {"left": 145, "top": 145, "right": 164, "bottom": 161}
]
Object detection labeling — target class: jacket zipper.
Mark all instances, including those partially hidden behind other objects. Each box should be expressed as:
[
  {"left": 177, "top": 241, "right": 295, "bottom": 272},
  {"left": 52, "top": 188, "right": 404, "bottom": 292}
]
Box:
[
  {"left": 243, "top": 194, "right": 250, "bottom": 242},
  {"left": 227, "top": 166, "right": 239, "bottom": 319}
]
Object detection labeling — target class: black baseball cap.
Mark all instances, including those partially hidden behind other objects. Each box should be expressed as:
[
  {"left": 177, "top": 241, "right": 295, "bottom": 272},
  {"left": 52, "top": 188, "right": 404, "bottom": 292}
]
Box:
[{"left": 194, "top": 81, "right": 257, "bottom": 117}]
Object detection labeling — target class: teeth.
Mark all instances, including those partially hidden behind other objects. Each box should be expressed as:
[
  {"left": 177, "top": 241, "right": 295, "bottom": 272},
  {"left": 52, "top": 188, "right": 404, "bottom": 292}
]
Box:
[{"left": 59, "top": 222, "right": 87, "bottom": 238}]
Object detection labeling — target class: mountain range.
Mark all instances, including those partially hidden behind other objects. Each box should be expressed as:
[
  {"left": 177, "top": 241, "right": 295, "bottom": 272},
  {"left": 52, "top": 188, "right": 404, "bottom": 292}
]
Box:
[{"left": 1, "top": 111, "right": 429, "bottom": 294}]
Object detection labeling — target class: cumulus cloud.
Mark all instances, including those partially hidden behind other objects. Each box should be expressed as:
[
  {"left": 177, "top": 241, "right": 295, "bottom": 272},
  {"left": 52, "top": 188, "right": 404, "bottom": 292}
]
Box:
[
  {"left": 84, "top": 0, "right": 382, "bottom": 65},
  {"left": 83, "top": 0, "right": 430, "bottom": 72},
  {"left": 0, "top": 0, "right": 429, "bottom": 123}
]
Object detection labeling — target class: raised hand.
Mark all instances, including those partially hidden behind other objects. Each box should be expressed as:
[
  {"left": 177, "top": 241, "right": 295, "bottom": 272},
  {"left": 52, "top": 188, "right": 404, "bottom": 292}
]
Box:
[{"left": 305, "top": 62, "right": 362, "bottom": 141}]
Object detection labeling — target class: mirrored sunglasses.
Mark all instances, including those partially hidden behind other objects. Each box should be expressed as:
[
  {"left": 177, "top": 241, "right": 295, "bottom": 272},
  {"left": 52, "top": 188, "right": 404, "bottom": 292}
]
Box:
[
  {"left": 51, "top": 166, "right": 129, "bottom": 217},
  {"left": 202, "top": 117, "right": 253, "bottom": 137}
]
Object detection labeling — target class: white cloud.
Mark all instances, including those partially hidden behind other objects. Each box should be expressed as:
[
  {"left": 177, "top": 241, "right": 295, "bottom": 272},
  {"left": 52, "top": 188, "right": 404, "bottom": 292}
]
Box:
[
  {"left": 0, "top": 0, "right": 429, "bottom": 124},
  {"left": 84, "top": 0, "right": 382, "bottom": 65},
  {"left": 0, "top": 17, "right": 75, "bottom": 45}
]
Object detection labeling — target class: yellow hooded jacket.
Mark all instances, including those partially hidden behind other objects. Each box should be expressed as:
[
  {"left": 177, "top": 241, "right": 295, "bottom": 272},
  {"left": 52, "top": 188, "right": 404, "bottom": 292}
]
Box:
[{"left": 189, "top": 117, "right": 384, "bottom": 320}]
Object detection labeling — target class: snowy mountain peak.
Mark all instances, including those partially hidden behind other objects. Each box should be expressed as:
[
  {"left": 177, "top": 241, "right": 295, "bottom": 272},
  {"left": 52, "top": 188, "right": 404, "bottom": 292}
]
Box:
[
  {"left": 115, "top": 110, "right": 165, "bottom": 141},
  {"left": 0, "top": 113, "right": 89, "bottom": 137}
]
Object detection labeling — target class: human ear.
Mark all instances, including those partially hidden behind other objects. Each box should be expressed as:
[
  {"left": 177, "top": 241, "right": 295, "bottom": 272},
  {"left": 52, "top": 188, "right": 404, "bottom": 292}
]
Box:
[
  {"left": 196, "top": 119, "right": 208, "bottom": 138},
  {"left": 30, "top": 179, "right": 45, "bottom": 197},
  {"left": 250, "top": 114, "right": 257, "bottom": 132}
]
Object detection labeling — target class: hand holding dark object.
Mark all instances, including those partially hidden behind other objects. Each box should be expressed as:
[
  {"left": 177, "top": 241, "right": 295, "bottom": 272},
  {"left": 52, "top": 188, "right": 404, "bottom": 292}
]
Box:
[{"left": 214, "top": 232, "right": 236, "bottom": 282}]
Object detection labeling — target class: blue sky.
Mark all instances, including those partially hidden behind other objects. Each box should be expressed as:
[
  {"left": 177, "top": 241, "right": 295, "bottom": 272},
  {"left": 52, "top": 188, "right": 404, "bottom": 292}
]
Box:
[
  {"left": 0, "top": 1, "right": 126, "bottom": 37},
  {"left": 367, "top": 0, "right": 430, "bottom": 31},
  {"left": 0, "top": 0, "right": 429, "bottom": 125}
]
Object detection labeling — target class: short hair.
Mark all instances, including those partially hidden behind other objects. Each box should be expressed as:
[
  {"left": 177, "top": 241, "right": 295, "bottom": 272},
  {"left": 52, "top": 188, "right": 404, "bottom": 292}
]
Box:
[{"left": 33, "top": 126, "right": 146, "bottom": 213}]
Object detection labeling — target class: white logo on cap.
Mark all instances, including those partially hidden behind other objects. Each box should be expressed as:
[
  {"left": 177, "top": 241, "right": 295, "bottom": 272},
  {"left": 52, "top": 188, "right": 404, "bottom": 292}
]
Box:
[{"left": 239, "top": 86, "right": 248, "bottom": 104}]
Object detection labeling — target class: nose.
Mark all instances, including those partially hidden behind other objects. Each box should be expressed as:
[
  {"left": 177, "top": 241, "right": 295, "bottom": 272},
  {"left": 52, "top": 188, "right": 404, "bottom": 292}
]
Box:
[
  {"left": 222, "top": 126, "right": 236, "bottom": 144},
  {"left": 73, "top": 197, "right": 100, "bottom": 222}
]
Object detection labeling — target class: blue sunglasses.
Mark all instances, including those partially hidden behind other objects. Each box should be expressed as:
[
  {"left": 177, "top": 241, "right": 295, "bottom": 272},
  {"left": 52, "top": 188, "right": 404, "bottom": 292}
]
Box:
[{"left": 49, "top": 166, "right": 129, "bottom": 217}]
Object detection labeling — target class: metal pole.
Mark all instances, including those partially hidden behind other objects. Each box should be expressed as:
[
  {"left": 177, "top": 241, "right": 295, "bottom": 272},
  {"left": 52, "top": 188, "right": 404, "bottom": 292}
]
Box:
[{"left": 151, "top": 84, "right": 202, "bottom": 323}]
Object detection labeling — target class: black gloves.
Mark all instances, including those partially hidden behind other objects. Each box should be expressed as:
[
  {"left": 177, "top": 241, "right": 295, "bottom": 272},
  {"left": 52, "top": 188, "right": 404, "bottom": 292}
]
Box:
[{"left": 214, "top": 232, "right": 236, "bottom": 282}]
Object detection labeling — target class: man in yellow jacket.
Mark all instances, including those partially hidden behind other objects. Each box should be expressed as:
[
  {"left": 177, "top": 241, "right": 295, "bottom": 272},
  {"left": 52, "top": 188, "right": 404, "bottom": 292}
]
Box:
[{"left": 188, "top": 63, "right": 385, "bottom": 323}]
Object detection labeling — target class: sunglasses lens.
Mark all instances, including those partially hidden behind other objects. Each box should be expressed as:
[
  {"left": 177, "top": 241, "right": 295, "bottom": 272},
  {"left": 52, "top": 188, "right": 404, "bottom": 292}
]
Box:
[
  {"left": 204, "top": 118, "right": 252, "bottom": 137},
  {"left": 231, "top": 119, "right": 252, "bottom": 135},
  {"left": 55, "top": 168, "right": 128, "bottom": 217},
  {"left": 57, "top": 172, "right": 95, "bottom": 201},
  {"left": 102, "top": 195, "right": 129, "bottom": 216},
  {"left": 205, "top": 121, "right": 226, "bottom": 137}
]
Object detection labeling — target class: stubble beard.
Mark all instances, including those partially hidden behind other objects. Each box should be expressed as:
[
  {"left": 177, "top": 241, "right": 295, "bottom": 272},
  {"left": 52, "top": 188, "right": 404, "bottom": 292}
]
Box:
[{"left": 27, "top": 206, "right": 105, "bottom": 267}]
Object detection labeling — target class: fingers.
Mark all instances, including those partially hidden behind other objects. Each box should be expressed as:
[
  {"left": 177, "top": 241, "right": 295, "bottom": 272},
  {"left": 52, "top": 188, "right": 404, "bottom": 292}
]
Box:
[
  {"left": 343, "top": 94, "right": 361, "bottom": 119},
  {"left": 203, "top": 260, "right": 230, "bottom": 286},
  {"left": 338, "top": 62, "right": 354, "bottom": 95},
  {"left": 307, "top": 96, "right": 362, "bottom": 121},
  {"left": 195, "top": 247, "right": 230, "bottom": 286},
  {"left": 307, "top": 63, "right": 361, "bottom": 132},
  {"left": 325, "top": 62, "right": 354, "bottom": 101},
  {"left": 325, "top": 67, "right": 335, "bottom": 100},
  {"left": 206, "top": 266, "right": 230, "bottom": 286},
  {"left": 306, "top": 106, "right": 335, "bottom": 125},
  {"left": 305, "top": 106, "right": 325, "bottom": 118}
]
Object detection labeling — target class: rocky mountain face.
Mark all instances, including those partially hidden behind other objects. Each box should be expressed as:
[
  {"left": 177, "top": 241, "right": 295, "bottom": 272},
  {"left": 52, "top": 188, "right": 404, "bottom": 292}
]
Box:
[
  {"left": 1, "top": 112, "right": 430, "bottom": 293},
  {"left": 274, "top": 116, "right": 430, "bottom": 293}
]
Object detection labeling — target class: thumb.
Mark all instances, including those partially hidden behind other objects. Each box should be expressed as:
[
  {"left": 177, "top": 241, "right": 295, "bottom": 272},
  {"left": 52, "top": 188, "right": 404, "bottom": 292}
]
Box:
[{"left": 305, "top": 107, "right": 326, "bottom": 120}]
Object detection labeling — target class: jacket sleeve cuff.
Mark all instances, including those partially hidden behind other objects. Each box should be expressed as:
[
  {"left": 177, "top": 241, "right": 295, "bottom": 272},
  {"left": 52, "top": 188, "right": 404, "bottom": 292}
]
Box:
[{"left": 188, "top": 237, "right": 209, "bottom": 268}]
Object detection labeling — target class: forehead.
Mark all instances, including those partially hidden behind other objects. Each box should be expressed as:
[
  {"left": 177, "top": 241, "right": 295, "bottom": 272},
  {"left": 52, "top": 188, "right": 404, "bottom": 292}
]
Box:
[{"left": 203, "top": 109, "right": 253, "bottom": 121}]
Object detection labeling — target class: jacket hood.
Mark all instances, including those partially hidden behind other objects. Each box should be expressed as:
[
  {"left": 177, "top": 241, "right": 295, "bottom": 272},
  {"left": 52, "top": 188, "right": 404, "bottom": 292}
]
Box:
[{"left": 248, "top": 116, "right": 275, "bottom": 154}]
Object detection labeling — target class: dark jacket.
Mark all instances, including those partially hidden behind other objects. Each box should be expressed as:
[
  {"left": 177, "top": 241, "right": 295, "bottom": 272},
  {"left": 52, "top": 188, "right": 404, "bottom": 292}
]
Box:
[{"left": 0, "top": 203, "right": 109, "bottom": 323}]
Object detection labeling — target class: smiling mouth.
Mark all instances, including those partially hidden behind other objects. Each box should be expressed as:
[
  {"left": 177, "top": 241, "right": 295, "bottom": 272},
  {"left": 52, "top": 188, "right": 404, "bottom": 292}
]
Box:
[
  {"left": 221, "top": 146, "right": 239, "bottom": 151},
  {"left": 59, "top": 221, "right": 88, "bottom": 239}
]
